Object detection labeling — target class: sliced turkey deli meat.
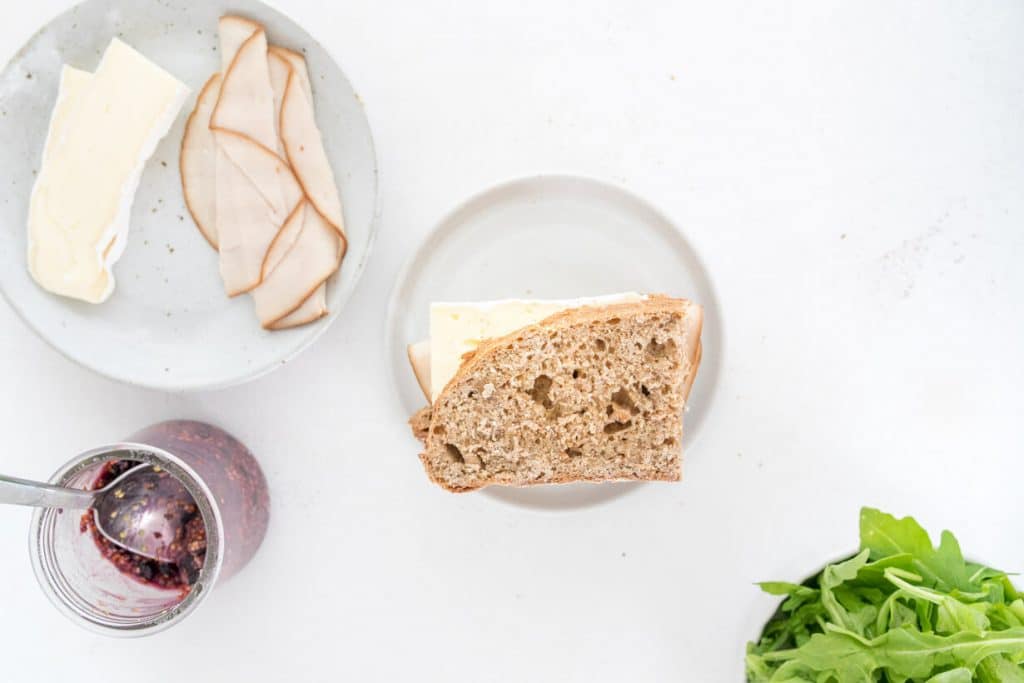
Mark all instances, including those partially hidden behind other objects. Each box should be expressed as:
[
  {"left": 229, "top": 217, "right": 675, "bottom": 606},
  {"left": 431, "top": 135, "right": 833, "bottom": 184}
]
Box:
[
  {"left": 215, "top": 129, "right": 301, "bottom": 227},
  {"left": 407, "top": 340, "right": 432, "bottom": 401},
  {"left": 261, "top": 182, "right": 328, "bottom": 328},
  {"left": 267, "top": 50, "right": 291, "bottom": 157},
  {"left": 180, "top": 73, "right": 222, "bottom": 248},
  {"left": 270, "top": 47, "right": 313, "bottom": 102},
  {"left": 251, "top": 202, "right": 341, "bottom": 328},
  {"left": 218, "top": 15, "right": 261, "bottom": 72},
  {"left": 213, "top": 130, "right": 303, "bottom": 294},
  {"left": 210, "top": 18, "right": 278, "bottom": 295},
  {"left": 178, "top": 14, "right": 347, "bottom": 329},
  {"left": 271, "top": 285, "right": 327, "bottom": 329},
  {"left": 263, "top": 47, "right": 330, "bottom": 329},
  {"left": 211, "top": 29, "right": 277, "bottom": 151},
  {"left": 251, "top": 200, "right": 327, "bottom": 329},
  {"left": 214, "top": 143, "right": 275, "bottom": 295},
  {"left": 280, "top": 57, "right": 346, "bottom": 237}
]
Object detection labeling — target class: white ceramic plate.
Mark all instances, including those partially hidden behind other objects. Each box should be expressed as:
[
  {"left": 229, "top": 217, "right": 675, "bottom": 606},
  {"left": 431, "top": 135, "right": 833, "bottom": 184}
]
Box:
[
  {"left": 0, "top": 0, "right": 378, "bottom": 391},
  {"left": 387, "top": 175, "right": 722, "bottom": 510}
]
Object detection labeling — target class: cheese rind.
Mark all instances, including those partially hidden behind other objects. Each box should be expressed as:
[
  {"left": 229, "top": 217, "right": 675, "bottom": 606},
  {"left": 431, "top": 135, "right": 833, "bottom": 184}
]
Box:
[
  {"left": 428, "top": 293, "right": 645, "bottom": 400},
  {"left": 27, "top": 40, "right": 189, "bottom": 303}
]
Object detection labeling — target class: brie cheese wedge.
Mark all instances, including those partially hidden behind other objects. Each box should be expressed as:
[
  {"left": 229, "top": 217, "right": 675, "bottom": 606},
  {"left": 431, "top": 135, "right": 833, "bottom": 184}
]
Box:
[{"left": 27, "top": 39, "right": 189, "bottom": 303}]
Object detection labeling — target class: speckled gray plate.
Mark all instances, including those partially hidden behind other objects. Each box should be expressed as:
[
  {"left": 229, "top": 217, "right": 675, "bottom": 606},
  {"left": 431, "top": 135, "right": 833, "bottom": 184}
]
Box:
[{"left": 0, "top": 0, "right": 378, "bottom": 390}]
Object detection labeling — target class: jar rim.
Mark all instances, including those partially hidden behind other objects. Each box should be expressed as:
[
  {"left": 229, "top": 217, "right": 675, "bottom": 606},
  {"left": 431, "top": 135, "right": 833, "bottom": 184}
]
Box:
[{"left": 28, "top": 441, "right": 225, "bottom": 637}]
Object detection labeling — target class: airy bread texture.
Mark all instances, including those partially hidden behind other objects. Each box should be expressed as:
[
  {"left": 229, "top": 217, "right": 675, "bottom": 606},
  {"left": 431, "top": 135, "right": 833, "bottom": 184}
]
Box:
[{"left": 413, "top": 295, "right": 703, "bottom": 492}]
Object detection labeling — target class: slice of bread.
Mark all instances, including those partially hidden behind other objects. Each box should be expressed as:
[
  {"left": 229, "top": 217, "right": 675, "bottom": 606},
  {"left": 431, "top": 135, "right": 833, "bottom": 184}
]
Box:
[{"left": 412, "top": 295, "right": 702, "bottom": 492}]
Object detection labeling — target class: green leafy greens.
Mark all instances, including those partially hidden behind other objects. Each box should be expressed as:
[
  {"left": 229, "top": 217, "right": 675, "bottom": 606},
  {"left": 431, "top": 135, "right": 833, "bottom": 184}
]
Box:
[{"left": 746, "top": 508, "right": 1024, "bottom": 682}]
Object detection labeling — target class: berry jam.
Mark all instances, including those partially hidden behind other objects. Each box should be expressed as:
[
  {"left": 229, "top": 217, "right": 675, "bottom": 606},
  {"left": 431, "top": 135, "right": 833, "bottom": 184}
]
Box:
[
  {"left": 80, "top": 460, "right": 206, "bottom": 593},
  {"left": 133, "top": 420, "right": 269, "bottom": 581}
]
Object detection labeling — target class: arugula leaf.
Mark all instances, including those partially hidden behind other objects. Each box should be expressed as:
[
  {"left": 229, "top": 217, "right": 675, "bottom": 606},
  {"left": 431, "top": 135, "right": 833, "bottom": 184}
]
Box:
[
  {"left": 747, "top": 508, "right": 1024, "bottom": 682},
  {"left": 977, "top": 655, "right": 1024, "bottom": 683},
  {"left": 986, "top": 601, "right": 1024, "bottom": 630},
  {"left": 756, "top": 626, "right": 1024, "bottom": 681},
  {"left": 879, "top": 627, "right": 1024, "bottom": 673},
  {"left": 926, "top": 668, "right": 973, "bottom": 683},
  {"left": 860, "top": 508, "right": 974, "bottom": 592},
  {"left": 819, "top": 550, "right": 871, "bottom": 633},
  {"left": 757, "top": 582, "right": 820, "bottom": 612},
  {"left": 883, "top": 569, "right": 991, "bottom": 634}
]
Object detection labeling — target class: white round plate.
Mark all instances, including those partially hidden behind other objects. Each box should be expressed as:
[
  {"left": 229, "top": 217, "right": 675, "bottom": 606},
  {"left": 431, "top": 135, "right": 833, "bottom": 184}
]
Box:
[
  {"left": 0, "top": 0, "right": 378, "bottom": 391},
  {"left": 387, "top": 175, "right": 722, "bottom": 510}
]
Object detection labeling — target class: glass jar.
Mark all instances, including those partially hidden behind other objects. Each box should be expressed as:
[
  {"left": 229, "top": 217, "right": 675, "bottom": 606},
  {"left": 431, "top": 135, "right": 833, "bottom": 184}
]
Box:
[{"left": 29, "top": 420, "right": 269, "bottom": 636}]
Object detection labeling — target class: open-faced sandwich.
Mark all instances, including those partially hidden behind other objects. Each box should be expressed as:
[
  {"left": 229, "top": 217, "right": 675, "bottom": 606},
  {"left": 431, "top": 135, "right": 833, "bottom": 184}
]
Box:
[{"left": 408, "top": 293, "right": 703, "bottom": 492}]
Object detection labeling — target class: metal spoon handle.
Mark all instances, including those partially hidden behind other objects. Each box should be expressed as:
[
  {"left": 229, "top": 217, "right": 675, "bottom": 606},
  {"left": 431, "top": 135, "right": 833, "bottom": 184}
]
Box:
[{"left": 0, "top": 474, "right": 96, "bottom": 509}]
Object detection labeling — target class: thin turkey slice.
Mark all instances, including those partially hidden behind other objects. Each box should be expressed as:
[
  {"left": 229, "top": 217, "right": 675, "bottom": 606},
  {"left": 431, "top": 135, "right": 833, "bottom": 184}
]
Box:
[
  {"left": 215, "top": 129, "right": 300, "bottom": 228},
  {"left": 264, "top": 197, "right": 327, "bottom": 329},
  {"left": 262, "top": 48, "right": 334, "bottom": 328},
  {"left": 218, "top": 15, "right": 261, "bottom": 72},
  {"left": 407, "top": 340, "right": 432, "bottom": 402},
  {"left": 251, "top": 200, "right": 308, "bottom": 322},
  {"left": 180, "top": 72, "right": 222, "bottom": 248},
  {"left": 264, "top": 200, "right": 328, "bottom": 328},
  {"left": 270, "top": 285, "right": 327, "bottom": 330},
  {"left": 214, "top": 132, "right": 299, "bottom": 295},
  {"left": 279, "top": 60, "right": 346, "bottom": 236},
  {"left": 251, "top": 202, "right": 342, "bottom": 327},
  {"left": 185, "top": 15, "right": 260, "bottom": 253},
  {"left": 267, "top": 50, "right": 291, "bottom": 157},
  {"left": 210, "top": 28, "right": 277, "bottom": 152},
  {"left": 260, "top": 197, "right": 304, "bottom": 276},
  {"left": 269, "top": 46, "right": 313, "bottom": 102}
]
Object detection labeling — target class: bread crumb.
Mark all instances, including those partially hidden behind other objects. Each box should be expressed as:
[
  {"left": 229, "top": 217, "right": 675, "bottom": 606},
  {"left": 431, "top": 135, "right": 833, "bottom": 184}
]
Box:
[{"left": 482, "top": 383, "right": 495, "bottom": 399}]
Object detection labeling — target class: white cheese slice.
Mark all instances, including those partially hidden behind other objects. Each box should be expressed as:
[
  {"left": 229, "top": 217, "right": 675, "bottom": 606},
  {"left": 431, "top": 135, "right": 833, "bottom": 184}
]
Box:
[
  {"left": 41, "top": 66, "right": 92, "bottom": 165},
  {"left": 27, "top": 39, "right": 189, "bottom": 303},
  {"left": 428, "top": 292, "right": 646, "bottom": 400}
]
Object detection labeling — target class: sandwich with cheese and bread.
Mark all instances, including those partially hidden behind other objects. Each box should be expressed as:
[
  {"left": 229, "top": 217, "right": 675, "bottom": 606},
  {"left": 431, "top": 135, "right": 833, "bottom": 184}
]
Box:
[{"left": 408, "top": 293, "right": 703, "bottom": 492}]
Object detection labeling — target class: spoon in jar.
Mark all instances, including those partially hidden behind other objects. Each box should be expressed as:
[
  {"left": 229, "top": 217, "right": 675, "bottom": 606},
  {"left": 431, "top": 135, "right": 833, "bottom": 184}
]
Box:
[{"left": 0, "top": 460, "right": 197, "bottom": 564}]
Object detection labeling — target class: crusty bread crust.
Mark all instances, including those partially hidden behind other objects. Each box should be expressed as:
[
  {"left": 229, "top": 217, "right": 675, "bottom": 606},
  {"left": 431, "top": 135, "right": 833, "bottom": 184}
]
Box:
[
  {"left": 440, "top": 295, "right": 698, "bottom": 398},
  {"left": 415, "top": 295, "right": 703, "bottom": 492},
  {"left": 409, "top": 406, "right": 431, "bottom": 442}
]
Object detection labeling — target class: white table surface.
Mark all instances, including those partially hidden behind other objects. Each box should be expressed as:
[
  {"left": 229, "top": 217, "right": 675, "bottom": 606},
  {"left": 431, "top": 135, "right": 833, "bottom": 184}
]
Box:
[{"left": 1, "top": 1, "right": 1022, "bottom": 681}]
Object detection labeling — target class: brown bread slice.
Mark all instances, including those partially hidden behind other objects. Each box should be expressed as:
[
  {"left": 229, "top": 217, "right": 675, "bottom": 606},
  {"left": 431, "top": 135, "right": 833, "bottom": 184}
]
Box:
[{"left": 413, "top": 295, "right": 702, "bottom": 492}]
